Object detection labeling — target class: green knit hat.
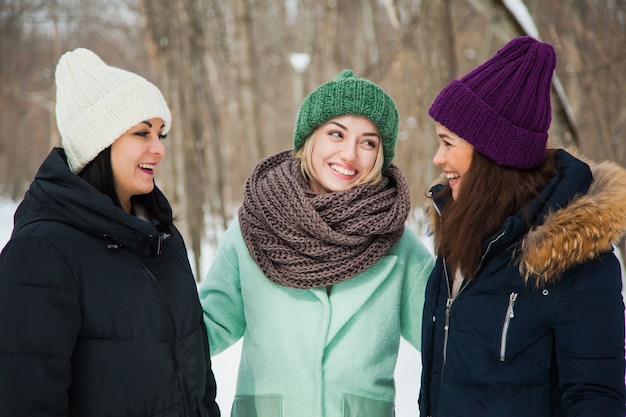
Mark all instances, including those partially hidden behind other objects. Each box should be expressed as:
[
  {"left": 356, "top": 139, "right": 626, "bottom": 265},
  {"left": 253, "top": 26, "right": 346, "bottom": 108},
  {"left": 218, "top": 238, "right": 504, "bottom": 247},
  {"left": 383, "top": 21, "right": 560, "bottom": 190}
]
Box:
[{"left": 293, "top": 69, "right": 399, "bottom": 170}]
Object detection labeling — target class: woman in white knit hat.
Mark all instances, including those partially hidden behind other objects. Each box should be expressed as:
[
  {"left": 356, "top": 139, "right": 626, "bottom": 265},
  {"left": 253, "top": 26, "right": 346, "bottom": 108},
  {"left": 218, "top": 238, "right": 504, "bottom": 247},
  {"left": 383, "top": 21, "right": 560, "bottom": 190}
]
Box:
[{"left": 0, "top": 48, "right": 220, "bottom": 417}]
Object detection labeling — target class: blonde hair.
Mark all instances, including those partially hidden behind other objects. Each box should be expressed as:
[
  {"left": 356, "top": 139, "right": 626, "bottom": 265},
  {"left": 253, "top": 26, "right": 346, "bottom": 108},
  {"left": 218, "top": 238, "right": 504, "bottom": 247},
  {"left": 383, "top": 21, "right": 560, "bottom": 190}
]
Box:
[{"left": 293, "top": 130, "right": 384, "bottom": 189}]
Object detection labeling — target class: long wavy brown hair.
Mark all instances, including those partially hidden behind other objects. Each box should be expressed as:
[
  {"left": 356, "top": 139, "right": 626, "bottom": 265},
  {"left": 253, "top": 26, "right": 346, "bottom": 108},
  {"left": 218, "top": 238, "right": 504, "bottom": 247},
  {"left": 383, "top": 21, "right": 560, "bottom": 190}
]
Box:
[{"left": 430, "top": 149, "right": 559, "bottom": 281}]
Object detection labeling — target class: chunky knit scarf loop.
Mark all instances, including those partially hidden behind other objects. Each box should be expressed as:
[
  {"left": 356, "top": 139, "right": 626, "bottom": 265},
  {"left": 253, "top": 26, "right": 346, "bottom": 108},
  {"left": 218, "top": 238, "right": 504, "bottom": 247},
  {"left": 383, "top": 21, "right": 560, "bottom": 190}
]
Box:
[{"left": 239, "top": 150, "right": 411, "bottom": 289}]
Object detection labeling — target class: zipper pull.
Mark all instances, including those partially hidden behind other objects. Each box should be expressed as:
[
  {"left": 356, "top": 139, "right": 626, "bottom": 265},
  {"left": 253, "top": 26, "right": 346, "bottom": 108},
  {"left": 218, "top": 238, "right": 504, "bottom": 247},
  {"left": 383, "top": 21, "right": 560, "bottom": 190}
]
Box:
[
  {"left": 156, "top": 232, "right": 170, "bottom": 255},
  {"left": 444, "top": 297, "right": 453, "bottom": 331},
  {"left": 507, "top": 292, "right": 518, "bottom": 318}
]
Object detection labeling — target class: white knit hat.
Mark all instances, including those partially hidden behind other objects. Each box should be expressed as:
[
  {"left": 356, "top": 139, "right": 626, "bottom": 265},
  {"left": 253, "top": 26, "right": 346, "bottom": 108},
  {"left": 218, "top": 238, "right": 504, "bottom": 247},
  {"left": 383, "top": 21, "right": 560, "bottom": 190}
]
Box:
[{"left": 55, "top": 48, "right": 171, "bottom": 173}]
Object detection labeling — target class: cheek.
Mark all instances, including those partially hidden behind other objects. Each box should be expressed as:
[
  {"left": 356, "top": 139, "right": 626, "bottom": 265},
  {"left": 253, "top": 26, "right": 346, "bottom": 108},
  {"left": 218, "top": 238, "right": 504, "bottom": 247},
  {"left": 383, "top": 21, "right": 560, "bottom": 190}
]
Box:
[
  {"left": 110, "top": 143, "right": 123, "bottom": 168},
  {"left": 110, "top": 153, "right": 125, "bottom": 177},
  {"left": 461, "top": 152, "right": 473, "bottom": 174},
  {"left": 312, "top": 156, "right": 326, "bottom": 180},
  {"left": 310, "top": 144, "right": 326, "bottom": 169},
  {"left": 110, "top": 148, "right": 133, "bottom": 181},
  {"left": 363, "top": 151, "right": 378, "bottom": 172}
]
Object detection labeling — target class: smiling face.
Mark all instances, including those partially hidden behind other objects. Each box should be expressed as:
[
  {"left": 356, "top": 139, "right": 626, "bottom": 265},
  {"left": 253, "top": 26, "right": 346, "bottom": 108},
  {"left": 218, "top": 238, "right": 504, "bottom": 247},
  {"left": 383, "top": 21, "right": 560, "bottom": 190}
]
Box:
[
  {"left": 110, "top": 118, "right": 166, "bottom": 212},
  {"left": 308, "top": 115, "right": 381, "bottom": 193},
  {"left": 433, "top": 123, "right": 474, "bottom": 201}
]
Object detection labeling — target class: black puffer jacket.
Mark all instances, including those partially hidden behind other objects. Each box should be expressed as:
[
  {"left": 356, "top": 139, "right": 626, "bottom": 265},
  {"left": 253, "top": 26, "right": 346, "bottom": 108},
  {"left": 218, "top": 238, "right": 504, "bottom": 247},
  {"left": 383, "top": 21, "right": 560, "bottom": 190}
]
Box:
[
  {"left": 0, "top": 148, "right": 220, "bottom": 417},
  {"left": 420, "top": 150, "right": 626, "bottom": 417}
]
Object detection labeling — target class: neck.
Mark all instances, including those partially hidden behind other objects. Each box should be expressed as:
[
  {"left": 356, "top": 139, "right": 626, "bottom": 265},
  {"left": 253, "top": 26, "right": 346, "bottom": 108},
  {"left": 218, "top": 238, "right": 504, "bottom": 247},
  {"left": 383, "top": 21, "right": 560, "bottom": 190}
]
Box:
[{"left": 120, "top": 198, "right": 131, "bottom": 213}]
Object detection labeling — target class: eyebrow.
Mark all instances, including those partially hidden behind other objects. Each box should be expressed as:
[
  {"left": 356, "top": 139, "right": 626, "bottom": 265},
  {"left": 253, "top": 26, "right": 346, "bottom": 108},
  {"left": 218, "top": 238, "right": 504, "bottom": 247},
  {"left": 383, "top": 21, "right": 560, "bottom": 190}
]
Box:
[
  {"left": 141, "top": 120, "right": 166, "bottom": 130},
  {"left": 328, "top": 121, "right": 380, "bottom": 138},
  {"left": 438, "top": 132, "right": 456, "bottom": 140}
]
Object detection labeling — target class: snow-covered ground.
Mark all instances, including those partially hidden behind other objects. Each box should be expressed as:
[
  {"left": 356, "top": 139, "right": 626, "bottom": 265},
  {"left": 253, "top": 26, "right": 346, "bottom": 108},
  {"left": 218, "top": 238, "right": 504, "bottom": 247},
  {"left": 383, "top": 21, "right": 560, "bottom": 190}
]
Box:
[{"left": 0, "top": 197, "right": 422, "bottom": 415}]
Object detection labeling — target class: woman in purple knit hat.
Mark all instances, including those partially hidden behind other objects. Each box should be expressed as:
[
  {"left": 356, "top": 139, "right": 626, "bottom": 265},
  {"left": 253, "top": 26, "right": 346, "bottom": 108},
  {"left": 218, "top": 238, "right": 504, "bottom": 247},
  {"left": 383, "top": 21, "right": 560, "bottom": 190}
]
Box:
[{"left": 419, "top": 36, "right": 626, "bottom": 417}]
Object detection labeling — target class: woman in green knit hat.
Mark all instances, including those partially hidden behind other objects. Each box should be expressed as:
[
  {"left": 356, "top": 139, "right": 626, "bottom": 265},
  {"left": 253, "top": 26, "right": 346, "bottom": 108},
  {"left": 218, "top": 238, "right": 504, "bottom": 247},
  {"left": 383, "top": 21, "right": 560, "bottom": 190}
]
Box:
[{"left": 199, "top": 70, "right": 434, "bottom": 417}]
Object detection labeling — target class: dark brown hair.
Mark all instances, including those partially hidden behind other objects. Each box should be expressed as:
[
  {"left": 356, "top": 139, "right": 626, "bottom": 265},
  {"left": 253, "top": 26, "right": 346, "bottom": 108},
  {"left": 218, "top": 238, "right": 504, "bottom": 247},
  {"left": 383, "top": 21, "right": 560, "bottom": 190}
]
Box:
[{"left": 430, "top": 149, "right": 558, "bottom": 280}]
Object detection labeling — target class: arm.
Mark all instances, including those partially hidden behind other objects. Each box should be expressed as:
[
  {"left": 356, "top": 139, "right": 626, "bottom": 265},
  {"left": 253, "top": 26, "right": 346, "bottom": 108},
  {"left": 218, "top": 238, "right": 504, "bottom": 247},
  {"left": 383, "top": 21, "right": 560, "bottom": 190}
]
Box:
[
  {"left": 555, "top": 253, "right": 625, "bottom": 417},
  {"left": 198, "top": 220, "right": 247, "bottom": 356},
  {"left": 0, "top": 235, "right": 80, "bottom": 416},
  {"left": 399, "top": 228, "right": 435, "bottom": 350}
]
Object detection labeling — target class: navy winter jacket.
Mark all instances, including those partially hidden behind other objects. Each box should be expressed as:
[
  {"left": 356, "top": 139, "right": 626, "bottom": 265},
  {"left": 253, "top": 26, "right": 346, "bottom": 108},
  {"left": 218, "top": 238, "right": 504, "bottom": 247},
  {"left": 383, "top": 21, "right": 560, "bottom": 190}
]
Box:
[
  {"left": 0, "top": 148, "right": 220, "bottom": 417},
  {"left": 420, "top": 150, "right": 626, "bottom": 417}
]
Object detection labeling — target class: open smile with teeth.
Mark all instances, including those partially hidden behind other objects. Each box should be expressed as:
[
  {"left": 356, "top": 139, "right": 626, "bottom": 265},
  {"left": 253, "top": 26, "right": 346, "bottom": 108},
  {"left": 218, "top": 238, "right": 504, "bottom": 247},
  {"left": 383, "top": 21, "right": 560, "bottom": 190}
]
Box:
[
  {"left": 331, "top": 164, "right": 356, "bottom": 176},
  {"left": 139, "top": 163, "right": 156, "bottom": 171},
  {"left": 446, "top": 172, "right": 460, "bottom": 181}
]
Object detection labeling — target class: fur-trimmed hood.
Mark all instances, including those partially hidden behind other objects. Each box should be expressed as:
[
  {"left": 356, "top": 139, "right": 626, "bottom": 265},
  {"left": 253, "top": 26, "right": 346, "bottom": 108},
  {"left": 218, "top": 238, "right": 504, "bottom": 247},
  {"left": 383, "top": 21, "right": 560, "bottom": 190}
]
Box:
[
  {"left": 428, "top": 149, "right": 626, "bottom": 285},
  {"left": 521, "top": 152, "right": 626, "bottom": 284}
]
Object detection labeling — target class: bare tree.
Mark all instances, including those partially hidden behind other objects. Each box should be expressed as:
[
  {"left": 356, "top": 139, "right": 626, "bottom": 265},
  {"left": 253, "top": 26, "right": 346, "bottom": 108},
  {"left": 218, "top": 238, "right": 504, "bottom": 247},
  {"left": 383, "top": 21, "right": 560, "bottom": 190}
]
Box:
[{"left": 140, "top": 0, "right": 227, "bottom": 279}]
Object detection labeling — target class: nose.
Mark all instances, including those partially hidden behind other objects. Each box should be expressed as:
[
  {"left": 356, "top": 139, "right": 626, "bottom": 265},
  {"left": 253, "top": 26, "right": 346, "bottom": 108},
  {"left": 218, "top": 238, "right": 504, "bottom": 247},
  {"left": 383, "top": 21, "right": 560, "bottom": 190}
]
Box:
[
  {"left": 151, "top": 135, "right": 166, "bottom": 159},
  {"left": 433, "top": 143, "right": 445, "bottom": 166},
  {"left": 339, "top": 141, "right": 357, "bottom": 162}
]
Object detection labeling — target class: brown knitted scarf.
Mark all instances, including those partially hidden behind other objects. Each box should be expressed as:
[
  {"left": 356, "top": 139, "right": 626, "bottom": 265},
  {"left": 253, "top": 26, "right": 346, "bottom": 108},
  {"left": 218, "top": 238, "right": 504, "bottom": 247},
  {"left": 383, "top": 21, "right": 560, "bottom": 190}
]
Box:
[{"left": 239, "top": 150, "right": 411, "bottom": 289}]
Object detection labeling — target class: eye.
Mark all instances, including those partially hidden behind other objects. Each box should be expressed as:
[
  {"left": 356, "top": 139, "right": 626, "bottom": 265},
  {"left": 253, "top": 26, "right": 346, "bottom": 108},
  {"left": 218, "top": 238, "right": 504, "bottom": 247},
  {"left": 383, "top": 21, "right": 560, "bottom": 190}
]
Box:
[
  {"left": 159, "top": 133, "right": 168, "bottom": 141},
  {"left": 134, "top": 131, "right": 150, "bottom": 138},
  {"left": 363, "top": 138, "right": 378, "bottom": 148},
  {"left": 329, "top": 130, "right": 343, "bottom": 139}
]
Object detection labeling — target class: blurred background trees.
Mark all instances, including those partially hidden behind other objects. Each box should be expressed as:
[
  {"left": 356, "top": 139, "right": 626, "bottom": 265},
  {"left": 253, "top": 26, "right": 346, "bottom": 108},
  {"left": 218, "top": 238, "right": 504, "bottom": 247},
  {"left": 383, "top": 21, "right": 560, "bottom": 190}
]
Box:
[{"left": 2, "top": 0, "right": 625, "bottom": 278}]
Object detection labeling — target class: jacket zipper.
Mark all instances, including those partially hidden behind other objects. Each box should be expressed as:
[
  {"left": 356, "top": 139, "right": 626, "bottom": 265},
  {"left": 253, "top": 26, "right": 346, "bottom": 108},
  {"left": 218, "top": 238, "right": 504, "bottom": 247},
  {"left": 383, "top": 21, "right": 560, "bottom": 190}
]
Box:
[
  {"left": 442, "top": 296, "right": 453, "bottom": 366},
  {"left": 441, "top": 260, "right": 468, "bottom": 376},
  {"left": 499, "top": 292, "right": 518, "bottom": 361},
  {"left": 440, "top": 230, "right": 507, "bottom": 375},
  {"left": 142, "top": 255, "right": 193, "bottom": 417}
]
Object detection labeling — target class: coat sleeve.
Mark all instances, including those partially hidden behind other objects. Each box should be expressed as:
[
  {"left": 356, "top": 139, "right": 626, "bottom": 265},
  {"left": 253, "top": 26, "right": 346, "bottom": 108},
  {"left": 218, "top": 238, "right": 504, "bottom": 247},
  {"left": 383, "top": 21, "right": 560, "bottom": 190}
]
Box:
[
  {"left": 198, "top": 320, "right": 222, "bottom": 417},
  {"left": 0, "top": 234, "right": 80, "bottom": 416},
  {"left": 399, "top": 228, "right": 435, "bottom": 351},
  {"left": 198, "top": 220, "right": 246, "bottom": 356},
  {"left": 555, "top": 252, "right": 625, "bottom": 417}
]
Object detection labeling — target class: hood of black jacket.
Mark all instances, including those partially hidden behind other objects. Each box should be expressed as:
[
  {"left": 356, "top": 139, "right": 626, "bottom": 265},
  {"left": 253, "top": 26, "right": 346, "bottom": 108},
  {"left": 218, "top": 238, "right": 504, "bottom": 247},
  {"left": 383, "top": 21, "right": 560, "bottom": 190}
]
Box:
[{"left": 12, "top": 148, "right": 173, "bottom": 255}]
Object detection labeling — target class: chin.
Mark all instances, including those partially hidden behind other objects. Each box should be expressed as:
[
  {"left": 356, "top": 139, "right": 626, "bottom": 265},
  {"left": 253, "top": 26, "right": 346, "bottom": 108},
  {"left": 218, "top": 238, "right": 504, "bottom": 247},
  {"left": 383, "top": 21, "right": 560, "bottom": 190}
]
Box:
[{"left": 137, "top": 187, "right": 154, "bottom": 196}]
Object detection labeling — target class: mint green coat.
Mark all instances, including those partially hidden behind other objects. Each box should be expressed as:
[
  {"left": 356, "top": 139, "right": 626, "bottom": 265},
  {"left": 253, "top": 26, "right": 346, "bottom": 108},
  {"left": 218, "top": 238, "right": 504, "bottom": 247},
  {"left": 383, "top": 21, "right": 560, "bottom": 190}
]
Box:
[{"left": 199, "top": 219, "right": 434, "bottom": 417}]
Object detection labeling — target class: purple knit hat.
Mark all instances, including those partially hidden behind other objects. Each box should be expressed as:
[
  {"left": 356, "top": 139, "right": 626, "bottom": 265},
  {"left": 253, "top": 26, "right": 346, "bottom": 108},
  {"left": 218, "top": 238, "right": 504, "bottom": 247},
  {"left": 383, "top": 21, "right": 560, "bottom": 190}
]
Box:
[{"left": 429, "top": 36, "right": 557, "bottom": 169}]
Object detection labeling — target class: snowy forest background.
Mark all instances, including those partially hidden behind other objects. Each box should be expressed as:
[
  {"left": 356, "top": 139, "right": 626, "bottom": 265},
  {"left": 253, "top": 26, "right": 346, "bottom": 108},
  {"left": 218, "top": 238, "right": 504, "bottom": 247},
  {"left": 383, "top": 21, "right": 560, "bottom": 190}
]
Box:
[{"left": 2, "top": 0, "right": 626, "bottom": 415}]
